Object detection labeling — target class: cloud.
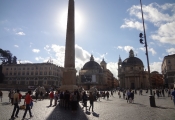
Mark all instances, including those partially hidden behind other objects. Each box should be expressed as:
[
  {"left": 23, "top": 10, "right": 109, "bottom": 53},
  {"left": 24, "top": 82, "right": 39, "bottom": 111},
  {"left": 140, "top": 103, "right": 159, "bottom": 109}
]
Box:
[
  {"left": 117, "top": 46, "right": 134, "bottom": 53},
  {"left": 149, "top": 62, "right": 162, "bottom": 73},
  {"left": 126, "top": 3, "right": 175, "bottom": 45},
  {"left": 35, "top": 56, "right": 45, "bottom": 61},
  {"left": 32, "top": 49, "right": 40, "bottom": 53},
  {"left": 148, "top": 48, "right": 156, "bottom": 55},
  {"left": 16, "top": 32, "right": 25, "bottom": 36},
  {"left": 120, "top": 19, "right": 144, "bottom": 31},
  {"left": 107, "top": 62, "right": 118, "bottom": 78},
  {"left": 18, "top": 60, "right": 32, "bottom": 64},
  {"left": 166, "top": 48, "right": 175, "bottom": 55},
  {"left": 139, "top": 47, "right": 156, "bottom": 55},
  {"left": 151, "top": 22, "right": 175, "bottom": 44},
  {"left": 14, "top": 45, "right": 19, "bottom": 48},
  {"left": 41, "top": 44, "right": 118, "bottom": 78}
]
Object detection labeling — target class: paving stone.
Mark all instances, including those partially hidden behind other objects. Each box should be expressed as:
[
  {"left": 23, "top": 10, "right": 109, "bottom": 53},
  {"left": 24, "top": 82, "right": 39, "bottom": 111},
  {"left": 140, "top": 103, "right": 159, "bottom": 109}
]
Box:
[{"left": 0, "top": 90, "right": 175, "bottom": 120}]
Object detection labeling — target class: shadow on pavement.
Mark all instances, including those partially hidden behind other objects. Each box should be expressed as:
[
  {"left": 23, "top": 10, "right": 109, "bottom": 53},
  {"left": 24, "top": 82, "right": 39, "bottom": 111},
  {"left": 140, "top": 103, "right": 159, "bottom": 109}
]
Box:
[
  {"left": 132, "top": 103, "right": 147, "bottom": 107},
  {"left": 155, "top": 106, "right": 175, "bottom": 110},
  {"left": 46, "top": 104, "right": 89, "bottom": 120},
  {"left": 92, "top": 112, "right": 99, "bottom": 117},
  {"left": 1, "top": 102, "right": 11, "bottom": 105}
]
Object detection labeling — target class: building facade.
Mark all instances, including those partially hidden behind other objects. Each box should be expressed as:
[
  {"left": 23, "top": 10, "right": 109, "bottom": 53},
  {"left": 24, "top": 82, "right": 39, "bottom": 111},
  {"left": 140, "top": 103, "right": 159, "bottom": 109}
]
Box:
[
  {"left": 2, "top": 63, "right": 63, "bottom": 88},
  {"left": 118, "top": 50, "right": 150, "bottom": 89},
  {"left": 78, "top": 55, "right": 117, "bottom": 90},
  {"left": 161, "top": 54, "right": 175, "bottom": 88}
]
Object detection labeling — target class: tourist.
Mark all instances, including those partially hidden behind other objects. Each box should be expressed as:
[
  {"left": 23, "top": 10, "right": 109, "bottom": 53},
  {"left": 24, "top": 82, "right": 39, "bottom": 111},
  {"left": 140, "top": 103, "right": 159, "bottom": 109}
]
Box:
[
  {"left": 64, "top": 90, "right": 70, "bottom": 110},
  {"left": 123, "top": 90, "right": 126, "bottom": 99},
  {"left": 0, "top": 90, "right": 2, "bottom": 102},
  {"left": 11, "top": 90, "right": 20, "bottom": 119},
  {"left": 89, "top": 92, "right": 95, "bottom": 112},
  {"left": 156, "top": 89, "right": 159, "bottom": 98},
  {"left": 18, "top": 91, "right": 22, "bottom": 104},
  {"left": 82, "top": 91, "right": 88, "bottom": 111},
  {"left": 162, "top": 89, "right": 165, "bottom": 97},
  {"left": 59, "top": 91, "right": 64, "bottom": 106},
  {"left": 106, "top": 91, "right": 109, "bottom": 100},
  {"left": 127, "top": 90, "right": 131, "bottom": 103},
  {"left": 22, "top": 91, "right": 33, "bottom": 120},
  {"left": 49, "top": 91, "right": 54, "bottom": 107},
  {"left": 8, "top": 91, "right": 11, "bottom": 102},
  {"left": 70, "top": 91, "right": 78, "bottom": 113},
  {"left": 10, "top": 90, "right": 14, "bottom": 105},
  {"left": 54, "top": 91, "right": 59, "bottom": 106},
  {"left": 171, "top": 88, "right": 175, "bottom": 106},
  {"left": 168, "top": 89, "right": 171, "bottom": 97},
  {"left": 40, "top": 91, "right": 43, "bottom": 100},
  {"left": 35, "top": 91, "right": 39, "bottom": 101},
  {"left": 118, "top": 91, "right": 121, "bottom": 98}
]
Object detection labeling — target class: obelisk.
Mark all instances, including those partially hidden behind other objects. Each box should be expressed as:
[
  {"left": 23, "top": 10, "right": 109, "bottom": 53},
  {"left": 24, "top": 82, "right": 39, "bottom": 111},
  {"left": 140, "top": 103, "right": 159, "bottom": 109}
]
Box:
[{"left": 59, "top": 0, "right": 78, "bottom": 91}]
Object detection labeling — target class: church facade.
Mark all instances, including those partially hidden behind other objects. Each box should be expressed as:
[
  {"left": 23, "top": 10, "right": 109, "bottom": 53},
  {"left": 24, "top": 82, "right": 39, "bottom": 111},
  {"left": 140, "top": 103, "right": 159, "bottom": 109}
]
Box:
[
  {"left": 78, "top": 55, "right": 118, "bottom": 90},
  {"left": 118, "top": 50, "right": 150, "bottom": 89}
]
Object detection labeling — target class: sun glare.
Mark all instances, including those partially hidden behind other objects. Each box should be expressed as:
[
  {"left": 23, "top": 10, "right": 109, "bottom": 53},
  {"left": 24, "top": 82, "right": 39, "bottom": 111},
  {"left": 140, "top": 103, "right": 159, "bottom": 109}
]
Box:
[{"left": 59, "top": 9, "right": 83, "bottom": 33}]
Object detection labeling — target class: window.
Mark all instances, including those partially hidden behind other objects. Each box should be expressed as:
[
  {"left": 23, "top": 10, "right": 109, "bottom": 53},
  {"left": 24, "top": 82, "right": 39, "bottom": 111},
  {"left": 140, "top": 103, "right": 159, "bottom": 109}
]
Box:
[
  {"left": 6, "top": 68, "right": 9, "bottom": 70},
  {"left": 18, "top": 68, "right": 21, "bottom": 70},
  {"left": 40, "top": 67, "right": 43, "bottom": 70},
  {"left": 10, "top": 73, "right": 12, "bottom": 75},
  {"left": 18, "top": 72, "right": 20, "bottom": 75},
  {"left": 44, "top": 72, "right": 47, "bottom": 75},
  {"left": 14, "top": 68, "right": 16, "bottom": 70},
  {"left": 31, "top": 72, "right": 33, "bottom": 75},
  {"left": 34, "top": 81, "right": 38, "bottom": 85},
  {"left": 27, "top": 67, "right": 30, "bottom": 70},
  {"left": 27, "top": 72, "right": 29, "bottom": 75},
  {"left": 25, "top": 81, "right": 29, "bottom": 85},
  {"left": 23, "top": 68, "right": 25, "bottom": 70},
  {"left": 40, "top": 72, "right": 42, "bottom": 75},
  {"left": 35, "top": 72, "right": 38, "bottom": 75},
  {"left": 22, "top": 72, "right": 25, "bottom": 75},
  {"left": 31, "top": 67, "right": 34, "bottom": 70},
  {"left": 168, "top": 60, "right": 171, "bottom": 64},
  {"left": 130, "top": 67, "right": 133, "bottom": 70},
  {"left": 169, "top": 66, "right": 171, "bottom": 70},
  {"left": 14, "top": 73, "right": 17, "bottom": 75}
]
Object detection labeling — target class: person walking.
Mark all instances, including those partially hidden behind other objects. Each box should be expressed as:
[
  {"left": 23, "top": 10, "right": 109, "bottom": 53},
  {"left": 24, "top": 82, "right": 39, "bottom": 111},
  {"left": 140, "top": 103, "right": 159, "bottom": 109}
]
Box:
[
  {"left": 11, "top": 90, "right": 20, "bottom": 119},
  {"left": 106, "top": 91, "right": 109, "bottom": 100},
  {"left": 0, "top": 90, "right": 3, "bottom": 102},
  {"left": 82, "top": 91, "right": 88, "bottom": 111},
  {"left": 171, "top": 88, "right": 175, "bottom": 106},
  {"left": 22, "top": 91, "right": 33, "bottom": 120},
  {"left": 49, "top": 91, "right": 54, "bottom": 107},
  {"left": 89, "top": 92, "right": 95, "bottom": 112},
  {"left": 10, "top": 90, "right": 14, "bottom": 105}
]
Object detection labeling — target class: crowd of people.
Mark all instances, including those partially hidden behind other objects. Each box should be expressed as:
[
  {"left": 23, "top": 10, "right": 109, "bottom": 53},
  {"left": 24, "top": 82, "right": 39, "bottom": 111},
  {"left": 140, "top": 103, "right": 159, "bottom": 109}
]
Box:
[{"left": 0, "top": 86, "right": 175, "bottom": 120}]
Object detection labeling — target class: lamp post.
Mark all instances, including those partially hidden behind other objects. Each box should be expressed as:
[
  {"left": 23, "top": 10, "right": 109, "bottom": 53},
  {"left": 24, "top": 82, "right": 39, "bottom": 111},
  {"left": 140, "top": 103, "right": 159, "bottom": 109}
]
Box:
[{"left": 139, "top": 0, "right": 156, "bottom": 107}]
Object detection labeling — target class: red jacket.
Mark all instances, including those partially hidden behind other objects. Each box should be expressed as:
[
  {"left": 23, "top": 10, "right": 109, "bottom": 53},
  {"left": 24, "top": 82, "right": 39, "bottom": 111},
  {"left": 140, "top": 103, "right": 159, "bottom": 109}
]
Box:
[
  {"left": 49, "top": 92, "right": 54, "bottom": 99},
  {"left": 25, "top": 94, "right": 32, "bottom": 104}
]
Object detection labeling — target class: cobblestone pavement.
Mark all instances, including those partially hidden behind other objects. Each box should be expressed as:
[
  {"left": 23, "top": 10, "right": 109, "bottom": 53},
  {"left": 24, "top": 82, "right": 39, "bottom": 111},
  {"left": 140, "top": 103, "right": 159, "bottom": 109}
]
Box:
[{"left": 0, "top": 90, "right": 175, "bottom": 120}]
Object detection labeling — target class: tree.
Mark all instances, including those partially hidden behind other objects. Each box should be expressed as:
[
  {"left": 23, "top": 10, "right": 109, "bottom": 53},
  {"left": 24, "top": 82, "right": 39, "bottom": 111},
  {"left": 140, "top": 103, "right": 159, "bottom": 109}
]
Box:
[{"left": 0, "top": 48, "right": 16, "bottom": 65}]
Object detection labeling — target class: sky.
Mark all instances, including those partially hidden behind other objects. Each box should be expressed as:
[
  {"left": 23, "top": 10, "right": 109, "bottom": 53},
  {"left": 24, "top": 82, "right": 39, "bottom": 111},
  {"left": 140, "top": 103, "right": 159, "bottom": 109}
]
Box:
[{"left": 0, "top": 0, "right": 175, "bottom": 78}]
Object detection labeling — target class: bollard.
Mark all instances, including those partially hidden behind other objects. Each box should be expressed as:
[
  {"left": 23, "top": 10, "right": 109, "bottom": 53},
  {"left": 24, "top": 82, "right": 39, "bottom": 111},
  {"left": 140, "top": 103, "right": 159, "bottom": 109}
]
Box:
[{"left": 149, "top": 95, "right": 156, "bottom": 107}]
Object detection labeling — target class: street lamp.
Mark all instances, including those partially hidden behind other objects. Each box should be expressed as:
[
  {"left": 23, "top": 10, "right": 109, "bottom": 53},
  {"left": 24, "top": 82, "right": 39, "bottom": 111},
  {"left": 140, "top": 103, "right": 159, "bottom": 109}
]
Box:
[{"left": 139, "top": 0, "right": 156, "bottom": 107}]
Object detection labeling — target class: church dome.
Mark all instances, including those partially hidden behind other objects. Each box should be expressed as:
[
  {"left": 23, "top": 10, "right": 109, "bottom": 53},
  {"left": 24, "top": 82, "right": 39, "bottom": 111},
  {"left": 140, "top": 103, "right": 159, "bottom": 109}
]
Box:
[
  {"left": 122, "top": 57, "right": 143, "bottom": 66},
  {"left": 122, "top": 49, "right": 144, "bottom": 66},
  {"left": 82, "top": 55, "right": 102, "bottom": 72}
]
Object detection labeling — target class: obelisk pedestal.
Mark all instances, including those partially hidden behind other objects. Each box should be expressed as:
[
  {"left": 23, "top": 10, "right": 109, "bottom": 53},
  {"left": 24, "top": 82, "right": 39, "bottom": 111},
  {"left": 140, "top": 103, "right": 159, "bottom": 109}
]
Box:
[{"left": 59, "top": 0, "right": 78, "bottom": 92}]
